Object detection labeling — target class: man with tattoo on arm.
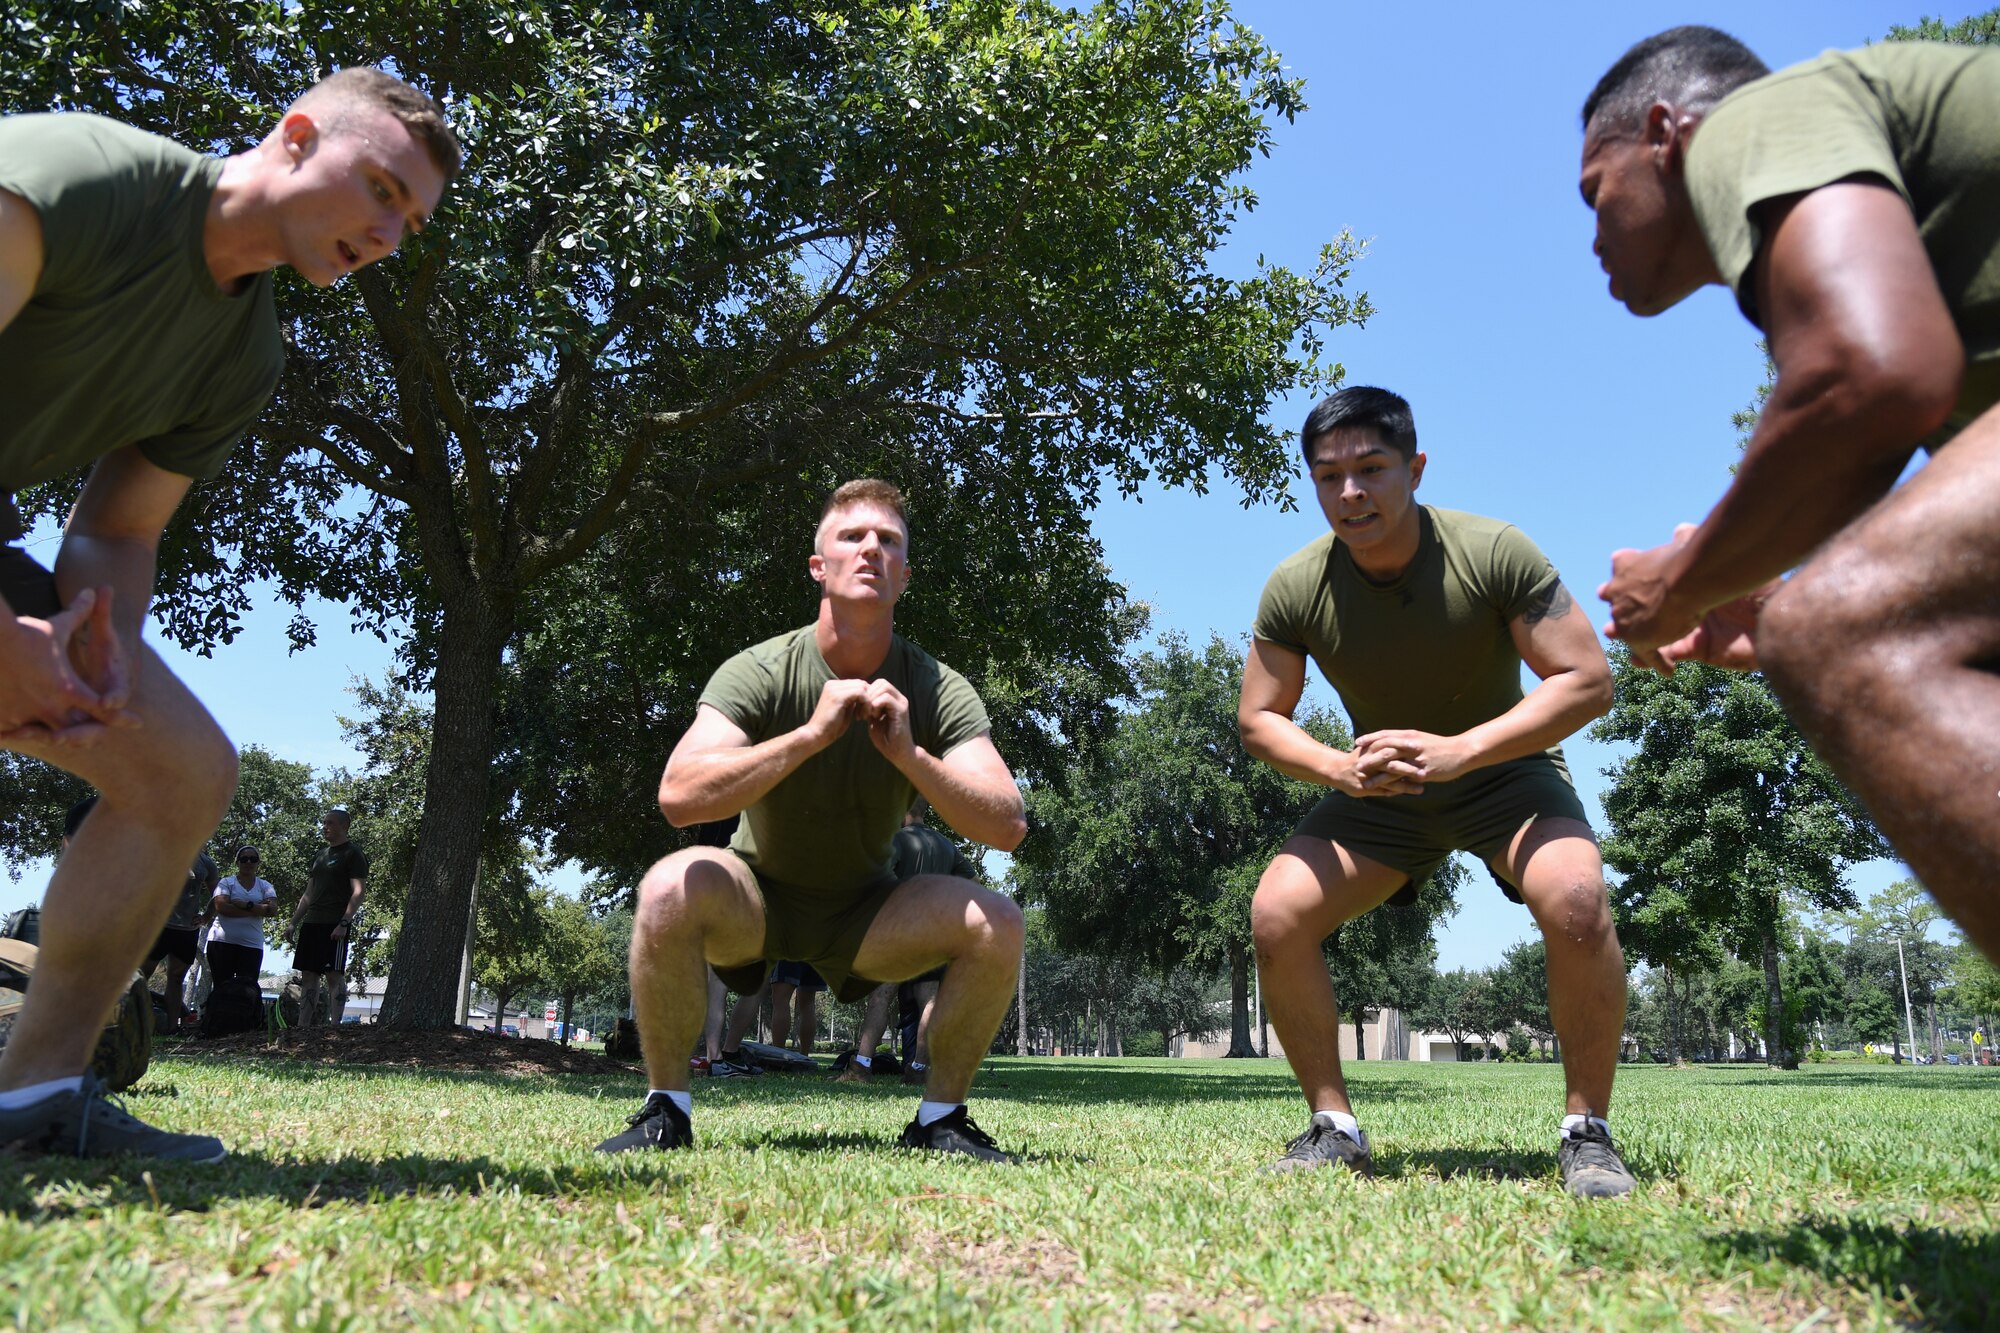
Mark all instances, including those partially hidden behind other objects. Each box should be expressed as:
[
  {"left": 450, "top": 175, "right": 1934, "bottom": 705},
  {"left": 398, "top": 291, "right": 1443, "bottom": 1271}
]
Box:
[{"left": 1240, "top": 387, "right": 1636, "bottom": 1197}]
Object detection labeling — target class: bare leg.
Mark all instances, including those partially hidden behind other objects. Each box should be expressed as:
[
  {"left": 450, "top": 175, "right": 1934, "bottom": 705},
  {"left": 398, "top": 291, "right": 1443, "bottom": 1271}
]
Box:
[
  {"left": 628, "top": 849, "right": 765, "bottom": 1094},
  {"left": 794, "top": 989, "right": 818, "bottom": 1055},
  {"left": 162, "top": 956, "right": 191, "bottom": 1030},
  {"left": 854, "top": 982, "right": 896, "bottom": 1057},
  {"left": 1496, "top": 819, "right": 1623, "bottom": 1118},
  {"left": 1249, "top": 836, "right": 1406, "bottom": 1115},
  {"left": 699, "top": 969, "right": 727, "bottom": 1061},
  {"left": 295, "top": 970, "right": 327, "bottom": 1029},
  {"left": 1760, "top": 406, "right": 2000, "bottom": 960},
  {"left": 851, "top": 874, "right": 1024, "bottom": 1104},
  {"left": 767, "top": 980, "right": 798, "bottom": 1049},
  {"left": 0, "top": 645, "right": 237, "bottom": 1091},
  {"left": 721, "top": 981, "right": 766, "bottom": 1052},
  {"left": 912, "top": 980, "right": 939, "bottom": 1064}
]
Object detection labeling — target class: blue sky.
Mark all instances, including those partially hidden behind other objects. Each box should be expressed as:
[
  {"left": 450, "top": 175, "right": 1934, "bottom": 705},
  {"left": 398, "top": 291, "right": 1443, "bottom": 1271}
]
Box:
[{"left": 2, "top": 2, "right": 1951, "bottom": 972}]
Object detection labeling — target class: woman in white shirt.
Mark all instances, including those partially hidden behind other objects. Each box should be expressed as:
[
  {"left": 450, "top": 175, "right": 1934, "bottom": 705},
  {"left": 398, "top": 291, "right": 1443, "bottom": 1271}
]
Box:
[{"left": 208, "top": 847, "right": 278, "bottom": 988}]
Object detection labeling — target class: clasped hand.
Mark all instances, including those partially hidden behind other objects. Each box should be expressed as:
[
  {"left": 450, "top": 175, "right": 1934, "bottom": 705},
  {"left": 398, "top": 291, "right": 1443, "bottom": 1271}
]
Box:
[
  {"left": 0, "top": 585, "right": 137, "bottom": 747},
  {"left": 1599, "top": 524, "right": 1770, "bottom": 676},
  {"left": 809, "top": 677, "right": 917, "bottom": 764},
  {"left": 1343, "top": 729, "right": 1472, "bottom": 797}
]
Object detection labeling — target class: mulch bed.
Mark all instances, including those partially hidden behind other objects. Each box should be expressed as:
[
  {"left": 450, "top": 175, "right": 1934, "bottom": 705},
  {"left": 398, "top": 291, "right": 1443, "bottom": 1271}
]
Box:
[{"left": 167, "top": 1024, "right": 639, "bottom": 1077}]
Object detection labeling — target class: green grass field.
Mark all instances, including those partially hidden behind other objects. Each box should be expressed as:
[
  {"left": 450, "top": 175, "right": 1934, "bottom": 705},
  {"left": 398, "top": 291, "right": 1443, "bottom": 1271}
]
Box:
[{"left": 0, "top": 1053, "right": 1992, "bottom": 1331}]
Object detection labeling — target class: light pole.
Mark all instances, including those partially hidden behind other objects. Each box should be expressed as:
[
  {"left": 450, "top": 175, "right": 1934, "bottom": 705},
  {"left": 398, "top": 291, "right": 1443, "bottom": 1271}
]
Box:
[{"left": 1896, "top": 937, "right": 1920, "bottom": 1062}]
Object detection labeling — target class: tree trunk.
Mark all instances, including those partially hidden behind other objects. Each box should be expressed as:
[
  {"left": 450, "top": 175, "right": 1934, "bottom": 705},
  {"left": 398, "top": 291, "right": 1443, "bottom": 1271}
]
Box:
[
  {"left": 1225, "top": 939, "right": 1256, "bottom": 1056},
  {"left": 1663, "top": 963, "right": 1681, "bottom": 1063},
  {"left": 1926, "top": 1000, "right": 1942, "bottom": 1062},
  {"left": 379, "top": 590, "right": 513, "bottom": 1029},
  {"left": 560, "top": 992, "right": 574, "bottom": 1047},
  {"left": 1016, "top": 952, "right": 1028, "bottom": 1056},
  {"left": 1761, "top": 924, "right": 1788, "bottom": 1068},
  {"left": 492, "top": 986, "right": 514, "bottom": 1033},
  {"left": 1353, "top": 1012, "right": 1365, "bottom": 1061}
]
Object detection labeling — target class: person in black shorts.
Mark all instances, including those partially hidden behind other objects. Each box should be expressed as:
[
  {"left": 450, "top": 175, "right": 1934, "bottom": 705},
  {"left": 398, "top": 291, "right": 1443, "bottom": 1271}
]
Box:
[
  {"left": 144, "top": 847, "right": 217, "bottom": 1034},
  {"left": 284, "top": 809, "right": 368, "bottom": 1028}
]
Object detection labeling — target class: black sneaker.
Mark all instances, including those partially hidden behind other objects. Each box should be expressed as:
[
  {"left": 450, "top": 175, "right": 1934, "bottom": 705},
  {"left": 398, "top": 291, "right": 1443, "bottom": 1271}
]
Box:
[
  {"left": 709, "top": 1058, "right": 762, "bottom": 1079},
  {"left": 1559, "top": 1120, "right": 1635, "bottom": 1198},
  {"left": 1265, "top": 1118, "right": 1373, "bottom": 1176},
  {"left": 0, "top": 1072, "right": 227, "bottom": 1163},
  {"left": 898, "top": 1106, "right": 1014, "bottom": 1163},
  {"left": 716, "top": 1049, "right": 765, "bottom": 1075},
  {"left": 594, "top": 1092, "right": 693, "bottom": 1154}
]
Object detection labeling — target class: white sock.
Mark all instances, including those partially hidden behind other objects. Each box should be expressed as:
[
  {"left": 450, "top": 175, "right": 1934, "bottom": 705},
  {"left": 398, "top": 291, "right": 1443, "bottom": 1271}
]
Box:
[
  {"left": 1560, "top": 1113, "right": 1610, "bottom": 1140},
  {"left": 1312, "top": 1109, "right": 1367, "bottom": 1150},
  {"left": 908, "top": 1060, "right": 928, "bottom": 1072},
  {"left": 0, "top": 1076, "right": 83, "bottom": 1110},
  {"left": 854, "top": 1054, "right": 873, "bottom": 1068},
  {"left": 917, "top": 1099, "right": 961, "bottom": 1127},
  {"left": 648, "top": 1089, "right": 694, "bottom": 1117}
]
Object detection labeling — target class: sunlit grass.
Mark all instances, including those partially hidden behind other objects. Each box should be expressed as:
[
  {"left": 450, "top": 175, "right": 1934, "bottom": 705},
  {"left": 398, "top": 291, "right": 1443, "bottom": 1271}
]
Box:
[{"left": 0, "top": 1054, "right": 1991, "bottom": 1330}]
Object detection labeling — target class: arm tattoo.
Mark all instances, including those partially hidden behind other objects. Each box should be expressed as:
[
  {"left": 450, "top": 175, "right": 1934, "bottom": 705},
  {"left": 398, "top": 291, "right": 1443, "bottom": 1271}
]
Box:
[{"left": 1521, "top": 582, "right": 1575, "bottom": 626}]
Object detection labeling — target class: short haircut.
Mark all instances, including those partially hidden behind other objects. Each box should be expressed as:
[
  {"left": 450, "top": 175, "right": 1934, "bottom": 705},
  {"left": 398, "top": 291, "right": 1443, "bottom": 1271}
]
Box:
[
  {"left": 1300, "top": 386, "right": 1418, "bottom": 465},
  {"left": 62, "top": 794, "right": 99, "bottom": 840},
  {"left": 291, "top": 66, "right": 463, "bottom": 183},
  {"left": 326, "top": 808, "right": 352, "bottom": 826},
  {"left": 815, "top": 479, "right": 910, "bottom": 556},
  {"left": 1582, "top": 27, "right": 1769, "bottom": 137}
]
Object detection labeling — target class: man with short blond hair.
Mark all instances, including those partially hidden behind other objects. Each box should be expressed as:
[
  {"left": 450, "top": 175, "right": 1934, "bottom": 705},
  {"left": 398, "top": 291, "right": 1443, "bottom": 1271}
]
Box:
[
  {"left": 0, "top": 69, "right": 456, "bottom": 1160},
  {"left": 599, "top": 479, "right": 1029, "bottom": 1161}
]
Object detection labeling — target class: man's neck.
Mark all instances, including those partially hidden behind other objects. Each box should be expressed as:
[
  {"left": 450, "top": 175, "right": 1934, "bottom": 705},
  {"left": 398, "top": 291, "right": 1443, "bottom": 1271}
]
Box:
[
  {"left": 205, "top": 151, "right": 284, "bottom": 293},
  {"left": 815, "top": 600, "right": 895, "bottom": 679},
  {"left": 1343, "top": 509, "right": 1425, "bottom": 584}
]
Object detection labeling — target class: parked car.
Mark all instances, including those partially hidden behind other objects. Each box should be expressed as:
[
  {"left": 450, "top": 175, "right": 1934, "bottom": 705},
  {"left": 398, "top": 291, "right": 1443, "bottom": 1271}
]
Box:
[{"left": 1945, "top": 1053, "right": 1961, "bottom": 1065}]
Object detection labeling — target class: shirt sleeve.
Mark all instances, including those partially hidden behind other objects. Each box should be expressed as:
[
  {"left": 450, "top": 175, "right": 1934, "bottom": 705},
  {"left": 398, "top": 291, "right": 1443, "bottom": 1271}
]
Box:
[
  {"left": 0, "top": 116, "right": 141, "bottom": 301},
  {"left": 136, "top": 314, "right": 282, "bottom": 481},
  {"left": 698, "top": 648, "right": 777, "bottom": 739},
  {"left": 1251, "top": 565, "right": 1308, "bottom": 652},
  {"left": 927, "top": 663, "right": 993, "bottom": 759},
  {"left": 1685, "top": 53, "right": 1907, "bottom": 321},
  {"left": 348, "top": 846, "right": 370, "bottom": 881},
  {"left": 1488, "top": 524, "right": 1562, "bottom": 623}
]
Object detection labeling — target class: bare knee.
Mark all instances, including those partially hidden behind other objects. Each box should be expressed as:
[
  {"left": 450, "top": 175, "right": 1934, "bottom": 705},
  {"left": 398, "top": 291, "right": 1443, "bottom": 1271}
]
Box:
[
  {"left": 968, "top": 887, "right": 1023, "bottom": 957},
  {"left": 634, "top": 851, "right": 716, "bottom": 931},
  {"left": 97, "top": 714, "right": 239, "bottom": 836},
  {"left": 1531, "top": 879, "right": 1617, "bottom": 954},
  {"left": 1760, "top": 552, "right": 1905, "bottom": 714},
  {"left": 1251, "top": 869, "right": 1326, "bottom": 956}
]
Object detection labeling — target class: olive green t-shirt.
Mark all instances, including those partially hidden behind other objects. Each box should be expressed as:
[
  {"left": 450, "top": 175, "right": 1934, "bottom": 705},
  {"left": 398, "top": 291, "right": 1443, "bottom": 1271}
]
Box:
[
  {"left": 303, "top": 841, "right": 370, "bottom": 925},
  {"left": 1686, "top": 42, "right": 2000, "bottom": 433},
  {"left": 0, "top": 113, "right": 283, "bottom": 535},
  {"left": 699, "top": 626, "right": 992, "bottom": 894},
  {"left": 1252, "top": 506, "right": 1569, "bottom": 774}
]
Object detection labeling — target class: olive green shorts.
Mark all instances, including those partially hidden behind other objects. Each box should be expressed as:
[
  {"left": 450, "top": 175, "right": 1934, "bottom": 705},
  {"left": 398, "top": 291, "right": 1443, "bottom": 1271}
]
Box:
[
  {"left": 712, "top": 865, "right": 909, "bottom": 1004},
  {"left": 1292, "top": 756, "right": 1590, "bottom": 905}
]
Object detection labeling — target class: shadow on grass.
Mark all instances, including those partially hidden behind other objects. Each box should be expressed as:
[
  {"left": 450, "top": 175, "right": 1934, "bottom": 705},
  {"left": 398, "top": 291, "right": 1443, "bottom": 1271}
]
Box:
[
  {"left": 1713, "top": 1218, "right": 1997, "bottom": 1331},
  {"left": 986, "top": 1064, "right": 1450, "bottom": 1108},
  {"left": 1684, "top": 1071, "right": 2000, "bottom": 1091},
  {"left": 1380, "top": 1148, "right": 1557, "bottom": 1183},
  {"left": 156, "top": 1050, "right": 646, "bottom": 1098},
  {"left": 0, "top": 1152, "right": 682, "bottom": 1220}
]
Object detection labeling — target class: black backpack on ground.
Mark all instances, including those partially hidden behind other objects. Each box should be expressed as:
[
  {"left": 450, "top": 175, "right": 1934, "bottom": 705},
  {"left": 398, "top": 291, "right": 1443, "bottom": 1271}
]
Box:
[
  {"left": 604, "top": 1016, "right": 643, "bottom": 1060},
  {"left": 201, "top": 976, "right": 266, "bottom": 1038},
  {"left": 0, "top": 937, "right": 153, "bottom": 1091}
]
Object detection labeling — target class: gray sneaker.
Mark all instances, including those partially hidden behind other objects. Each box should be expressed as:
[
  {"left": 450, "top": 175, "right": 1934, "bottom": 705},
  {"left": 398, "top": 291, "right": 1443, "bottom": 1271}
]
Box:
[
  {"left": 1558, "top": 1120, "right": 1636, "bottom": 1198},
  {"left": 1265, "top": 1118, "right": 1374, "bottom": 1176},
  {"left": 0, "top": 1072, "right": 227, "bottom": 1163}
]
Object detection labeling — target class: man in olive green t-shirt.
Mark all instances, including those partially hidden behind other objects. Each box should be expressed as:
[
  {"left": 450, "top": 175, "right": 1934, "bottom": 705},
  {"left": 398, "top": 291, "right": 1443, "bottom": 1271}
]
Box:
[
  {"left": 283, "top": 809, "right": 370, "bottom": 1029},
  {"left": 1241, "top": 387, "right": 1634, "bottom": 1197},
  {"left": 1581, "top": 28, "right": 2000, "bottom": 963},
  {"left": 596, "top": 479, "right": 1029, "bottom": 1162},
  {"left": 0, "top": 71, "right": 458, "bottom": 1163}
]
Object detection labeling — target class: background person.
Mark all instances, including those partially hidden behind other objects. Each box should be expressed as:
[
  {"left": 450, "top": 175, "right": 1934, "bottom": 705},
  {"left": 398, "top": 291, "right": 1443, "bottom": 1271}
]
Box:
[
  {"left": 207, "top": 847, "right": 276, "bottom": 991},
  {"left": 283, "top": 808, "right": 368, "bottom": 1029}
]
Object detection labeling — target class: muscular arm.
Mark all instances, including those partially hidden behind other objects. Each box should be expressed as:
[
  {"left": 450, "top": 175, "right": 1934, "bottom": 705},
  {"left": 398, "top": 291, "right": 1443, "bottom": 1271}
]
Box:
[
  {"left": 1606, "top": 182, "right": 1961, "bottom": 651},
  {"left": 892, "top": 734, "right": 1026, "bottom": 853},
  {"left": 1455, "top": 583, "right": 1611, "bottom": 765},
  {"left": 56, "top": 447, "right": 192, "bottom": 651},
  {"left": 657, "top": 695, "right": 853, "bottom": 827},
  {"left": 1237, "top": 639, "right": 1420, "bottom": 795}
]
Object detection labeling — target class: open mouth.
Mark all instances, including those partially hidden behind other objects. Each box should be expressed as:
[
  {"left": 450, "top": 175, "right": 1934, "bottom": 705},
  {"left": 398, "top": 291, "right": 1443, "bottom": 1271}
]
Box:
[
  {"left": 337, "top": 240, "right": 360, "bottom": 266},
  {"left": 1340, "top": 514, "right": 1378, "bottom": 529}
]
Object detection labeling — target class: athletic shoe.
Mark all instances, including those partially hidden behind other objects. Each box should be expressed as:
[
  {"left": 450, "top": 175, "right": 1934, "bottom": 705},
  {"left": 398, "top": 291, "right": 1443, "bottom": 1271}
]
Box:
[
  {"left": 594, "top": 1092, "right": 693, "bottom": 1154},
  {"left": 833, "top": 1060, "right": 873, "bottom": 1085},
  {"left": 898, "top": 1106, "right": 1014, "bottom": 1163},
  {"left": 1558, "top": 1121, "right": 1636, "bottom": 1198},
  {"left": 1264, "top": 1119, "right": 1373, "bottom": 1176},
  {"left": 709, "top": 1058, "right": 761, "bottom": 1079},
  {"left": 0, "top": 1072, "right": 227, "bottom": 1163},
  {"left": 901, "top": 1062, "right": 929, "bottom": 1086},
  {"left": 716, "top": 1049, "right": 765, "bottom": 1075}
]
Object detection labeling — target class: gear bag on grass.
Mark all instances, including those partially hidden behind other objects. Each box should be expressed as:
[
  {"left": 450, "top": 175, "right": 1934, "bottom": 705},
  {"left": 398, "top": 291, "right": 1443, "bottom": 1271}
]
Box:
[
  {"left": 200, "top": 975, "right": 266, "bottom": 1038},
  {"left": 0, "top": 938, "right": 153, "bottom": 1091}
]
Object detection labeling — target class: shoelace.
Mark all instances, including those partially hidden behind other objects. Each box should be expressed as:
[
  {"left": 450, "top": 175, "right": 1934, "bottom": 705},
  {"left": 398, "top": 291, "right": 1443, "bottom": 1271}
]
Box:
[
  {"left": 1564, "top": 1126, "right": 1623, "bottom": 1172},
  {"left": 1282, "top": 1123, "right": 1362, "bottom": 1162},
  {"left": 627, "top": 1095, "right": 676, "bottom": 1129},
  {"left": 954, "top": 1116, "right": 1000, "bottom": 1150},
  {"left": 71, "top": 1079, "right": 139, "bottom": 1157}
]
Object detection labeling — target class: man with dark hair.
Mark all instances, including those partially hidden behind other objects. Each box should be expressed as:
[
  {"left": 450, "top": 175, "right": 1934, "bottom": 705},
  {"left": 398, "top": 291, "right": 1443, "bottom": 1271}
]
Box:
[
  {"left": 599, "top": 479, "right": 1028, "bottom": 1161},
  {"left": 1241, "top": 386, "right": 1635, "bottom": 1197},
  {"left": 285, "top": 809, "right": 368, "bottom": 1028},
  {"left": 1581, "top": 28, "right": 2000, "bottom": 961},
  {"left": 0, "top": 70, "right": 453, "bottom": 1160}
]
